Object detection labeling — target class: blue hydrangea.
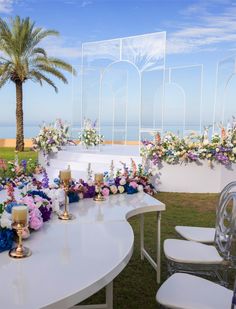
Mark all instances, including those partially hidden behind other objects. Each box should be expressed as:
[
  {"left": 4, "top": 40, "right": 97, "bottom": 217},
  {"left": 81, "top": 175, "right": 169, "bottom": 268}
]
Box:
[
  {"left": 5, "top": 201, "right": 19, "bottom": 214},
  {"left": 0, "top": 228, "right": 14, "bottom": 252}
]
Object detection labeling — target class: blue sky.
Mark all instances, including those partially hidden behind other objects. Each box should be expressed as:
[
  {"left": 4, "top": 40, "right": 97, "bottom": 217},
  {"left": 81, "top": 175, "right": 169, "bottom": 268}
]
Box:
[{"left": 0, "top": 0, "right": 236, "bottom": 135}]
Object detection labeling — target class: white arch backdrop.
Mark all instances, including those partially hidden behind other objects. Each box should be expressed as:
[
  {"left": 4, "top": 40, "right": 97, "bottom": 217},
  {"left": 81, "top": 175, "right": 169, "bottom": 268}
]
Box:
[
  {"left": 214, "top": 55, "right": 236, "bottom": 132},
  {"left": 72, "top": 32, "right": 205, "bottom": 144}
]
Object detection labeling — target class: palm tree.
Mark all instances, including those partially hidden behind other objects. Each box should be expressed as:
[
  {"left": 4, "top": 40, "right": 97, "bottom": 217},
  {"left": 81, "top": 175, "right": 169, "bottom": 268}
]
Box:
[{"left": 0, "top": 16, "right": 76, "bottom": 151}]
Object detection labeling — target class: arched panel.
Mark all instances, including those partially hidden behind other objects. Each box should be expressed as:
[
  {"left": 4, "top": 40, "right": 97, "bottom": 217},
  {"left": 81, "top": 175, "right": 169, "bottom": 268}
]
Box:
[
  {"left": 214, "top": 56, "right": 236, "bottom": 131},
  {"left": 101, "top": 61, "right": 140, "bottom": 144},
  {"left": 163, "top": 83, "right": 185, "bottom": 135}
]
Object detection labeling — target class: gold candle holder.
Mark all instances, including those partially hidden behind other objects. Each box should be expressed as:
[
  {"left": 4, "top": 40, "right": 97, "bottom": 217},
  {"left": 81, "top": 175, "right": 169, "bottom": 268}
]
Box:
[
  {"left": 94, "top": 173, "right": 105, "bottom": 202},
  {"left": 58, "top": 169, "right": 75, "bottom": 220},
  {"left": 9, "top": 206, "right": 31, "bottom": 259}
]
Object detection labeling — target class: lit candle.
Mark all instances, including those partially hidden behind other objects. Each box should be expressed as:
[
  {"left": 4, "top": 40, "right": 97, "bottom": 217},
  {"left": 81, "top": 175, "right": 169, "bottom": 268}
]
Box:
[
  {"left": 12, "top": 206, "right": 28, "bottom": 225},
  {"left": 59, "top": 169, "right": 71, "bottom": 182},
  {"left": 94, "top": 173, "right": 104, "bottom": 183}
]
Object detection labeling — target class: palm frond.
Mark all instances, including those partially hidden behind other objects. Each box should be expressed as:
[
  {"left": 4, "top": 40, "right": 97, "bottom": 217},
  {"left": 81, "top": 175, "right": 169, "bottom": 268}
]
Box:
[
  {"left": 35, "top": 64, "right": 68, "bottom": 84},
  {"left": 0, "top": 16, "right": 75, "bottom": 89},
  {"left": 29, "top": 69, "right": 58, "bottom": 92},
  {"left": 31, "top": 47, "right": 47, "bottom": 57},
  {"left": 46, "top": 57, "right": 76, "bottom": 75}
]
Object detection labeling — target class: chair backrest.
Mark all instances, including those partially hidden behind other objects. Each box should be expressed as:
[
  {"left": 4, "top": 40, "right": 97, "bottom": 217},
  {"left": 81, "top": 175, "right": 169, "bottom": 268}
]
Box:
[
  {"left": 231, "top": 277, "right": 236, "bottom": 309},
  {"left": 218, "top": 181, "right": 236, "bottom": 211},
  {"left": 215, "top": 192, "right": 236, "bottom": 262}
]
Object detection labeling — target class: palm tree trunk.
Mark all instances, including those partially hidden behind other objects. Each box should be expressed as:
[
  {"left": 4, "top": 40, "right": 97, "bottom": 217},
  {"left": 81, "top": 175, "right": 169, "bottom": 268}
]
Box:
[{"left": 15, "top": 81, "right": 24, "bottom": 151}]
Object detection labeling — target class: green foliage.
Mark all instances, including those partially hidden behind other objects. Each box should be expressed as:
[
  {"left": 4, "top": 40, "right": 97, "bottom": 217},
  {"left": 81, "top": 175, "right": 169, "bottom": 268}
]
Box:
[
  {"left": 0, "top": 16, "right": 76, "bottom": 89},
  {"left": 0, "top": 148, "right": 37, "bottom": 179}
]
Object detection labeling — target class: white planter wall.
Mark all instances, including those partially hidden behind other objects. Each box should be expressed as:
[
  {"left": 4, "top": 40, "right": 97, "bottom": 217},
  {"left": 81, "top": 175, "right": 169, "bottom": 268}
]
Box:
[
  {"left": 153, "top": 160, "right": 236, "bottom": 193},
  {"left": 39, "top": 151, "right": 236, "bottom": 193}
]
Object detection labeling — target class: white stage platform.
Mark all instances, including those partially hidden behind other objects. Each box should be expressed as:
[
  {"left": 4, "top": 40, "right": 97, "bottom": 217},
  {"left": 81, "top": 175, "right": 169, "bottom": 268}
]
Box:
[
  {"left": 38, "top": 145, "right": 236, "bottom": 193},
  {"left": 38, "top": 145, "right": 142, "bottom": 182}
]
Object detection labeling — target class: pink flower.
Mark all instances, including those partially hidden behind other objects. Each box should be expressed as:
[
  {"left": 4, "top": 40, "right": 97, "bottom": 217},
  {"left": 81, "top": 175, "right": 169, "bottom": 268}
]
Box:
[
  {"left": 22, "top": 227, "right": 30, "bottom": 239},
  {"left": 102, "top": 187, "right": 110, "bottom": 197},
  {"left": 129, "top": 181, "right": 138, "bottom": 189},
  {"left": 110, "top": 185, "right": 118, "bottom": 194},
  {"left": 21, "top": 196, "right": 35, "bottom": 210},
  {"left": 78, "top": 193, "right": 84, "bottom": 199},
  {"left": 29, "top": 208, "right": 43, "bottom": 230}
]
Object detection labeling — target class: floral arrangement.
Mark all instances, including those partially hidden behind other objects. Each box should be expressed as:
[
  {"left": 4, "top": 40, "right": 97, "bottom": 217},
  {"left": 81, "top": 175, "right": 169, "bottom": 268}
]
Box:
[
  {"left": 141, "top": 120, "right": 236, "bottom": 167},
  {"left": 0, "top": 185, "right": 53, "bottom": 252},
  {"left": 54, "top": 159, "right": 156, "bottom": 200},
  {"left": 0, "top": 159, "right": 155, "bottom": 253},
  {"left": 79, "top": 118, "right": 104, "bottom": 148},
  {"left": 32, "top": 119, "right": 70, "bottom": 159},
  {"left": 0, "top": 158, "right": 41, "bottom": 191}
]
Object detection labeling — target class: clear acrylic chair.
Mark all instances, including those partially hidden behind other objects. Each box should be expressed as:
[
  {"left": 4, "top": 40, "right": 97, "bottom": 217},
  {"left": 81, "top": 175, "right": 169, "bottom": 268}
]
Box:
[
  {"left": 175, "top": 181, "right": 236, "bottom": 244},
  {"left": 164, "top": 192, "right": 236, "bottom": 286}
]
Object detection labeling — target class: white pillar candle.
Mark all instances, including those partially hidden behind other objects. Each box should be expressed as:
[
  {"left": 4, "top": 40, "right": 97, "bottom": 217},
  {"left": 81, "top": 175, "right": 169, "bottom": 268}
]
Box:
[
  {"left": 12, "top": 206, "right": 28, "bottom": 225},
  {"left": 95, "top": 173, "right": 103, "bottom": 183},
  {"left": 59, "top": 170, "right": 71, "bottom": 182}
]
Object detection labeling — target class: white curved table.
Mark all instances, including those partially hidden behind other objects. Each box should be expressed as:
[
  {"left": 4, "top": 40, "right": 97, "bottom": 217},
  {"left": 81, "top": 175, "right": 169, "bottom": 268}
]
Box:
[{"left": 0, "top": 192, "right": 165, "bottom": 309}]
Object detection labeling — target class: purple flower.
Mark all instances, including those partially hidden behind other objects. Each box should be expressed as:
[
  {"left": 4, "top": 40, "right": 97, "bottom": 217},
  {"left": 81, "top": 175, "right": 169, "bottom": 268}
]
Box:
[
  {"left": 187, "top": 152, "right": 198, "bottom": 161},
  {"left": 152, "top": 153, "right": 160, "bottom": 165},
  {"left": 41, "top": 170, "right": 49, "bottom": 188},
  {"left": 21, "top": 160, "right": 27, "bottom": 171},
  {"left": 39, "top": 205, "right": 52, "bottom": 222},
  {"left": 114, "top": 177, "right": 121, "bottom": 186},
  {"left": 83, "top": 184, "right": 96, "bottom": 198},
  {"left": 215, "top": 152, "right": 229, "bottom": 165}
]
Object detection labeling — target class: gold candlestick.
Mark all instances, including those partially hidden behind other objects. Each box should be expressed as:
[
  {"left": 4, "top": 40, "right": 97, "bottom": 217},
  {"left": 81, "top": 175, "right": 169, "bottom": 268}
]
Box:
[
  {"left": 9, "top": 206, "right": 31, "bottom": 258},
  {"left": 58, "top": 169, "right": 75, "bottom": 220},
  {"left": 94, "top": 173, "right": 105, "bottom": 202}
]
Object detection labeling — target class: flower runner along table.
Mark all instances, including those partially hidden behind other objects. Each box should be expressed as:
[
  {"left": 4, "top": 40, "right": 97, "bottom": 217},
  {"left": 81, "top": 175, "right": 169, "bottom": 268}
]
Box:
[{"left": 0, "top": 192, "right": 165, "bottom": 309}]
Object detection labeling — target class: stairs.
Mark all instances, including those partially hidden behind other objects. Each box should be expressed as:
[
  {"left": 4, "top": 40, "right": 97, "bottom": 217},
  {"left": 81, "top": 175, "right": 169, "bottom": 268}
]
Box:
[{"left": 39, "top": 145, "right": 142, "bottom": 182}]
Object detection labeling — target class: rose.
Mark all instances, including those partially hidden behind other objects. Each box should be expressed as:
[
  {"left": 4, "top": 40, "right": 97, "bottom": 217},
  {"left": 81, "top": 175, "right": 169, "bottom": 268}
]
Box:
[
  {"left": 110, "top": 185, "right": 118, "bottom": 194},
  {"left": 22, "top": 227, "right": 30, "bottom": 239},
  {"left": 102, "top": 187, "right": 110, "bottom": 197},
  {"left": 129, "top": 181, "right": 138, "bottom": 189},
  {"left": 119, "top": 178, "right": 126, "bottom": 185},
  {"left": 29, "top": 208, "right": 43, "bottom": 230},
  {"left": 118, "top": 185, "right": 125, "bottom": 194},
  {"left": 137, "top": 185, "right": 144, "bottom": 192}
]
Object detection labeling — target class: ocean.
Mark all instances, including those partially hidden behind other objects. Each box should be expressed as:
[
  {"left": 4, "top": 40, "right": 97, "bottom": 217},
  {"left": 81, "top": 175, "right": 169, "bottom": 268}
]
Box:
[{"left": 0, "top": 123, "right": 207, "bottom": 141}]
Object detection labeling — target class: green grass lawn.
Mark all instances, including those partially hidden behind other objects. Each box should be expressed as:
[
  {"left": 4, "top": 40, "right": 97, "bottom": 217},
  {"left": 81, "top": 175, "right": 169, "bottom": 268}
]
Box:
[
  {"left": 0, "top": 148, "right": 234, "bottom": 308},
  {"left": 82, "top": 192, "right": 235, "bottom": 308},
  {"left": 0, "top": 147, "right": 37, "bottom": 162}
]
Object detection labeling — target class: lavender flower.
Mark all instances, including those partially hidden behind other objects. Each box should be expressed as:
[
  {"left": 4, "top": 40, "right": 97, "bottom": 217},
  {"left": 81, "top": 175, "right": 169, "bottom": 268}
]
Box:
[
  {"left": 41, "top": 170, "right": 49, "bottom": 188},
  {"left": 21, "top": 160, "right": 27, "bottom": 171},
  {"left": 187, "top": 152, "right": 198, "bottom": 161}
]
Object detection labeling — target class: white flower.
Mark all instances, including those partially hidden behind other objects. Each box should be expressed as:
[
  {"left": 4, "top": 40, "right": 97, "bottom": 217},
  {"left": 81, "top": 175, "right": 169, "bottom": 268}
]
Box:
[
  {"left": 0, "top": 212, "right": 12, "bottom": 229},
  {"left": 118, "top": 185, "right": 125, "bottom": 193},
  {"left": 233, "top": 147, "right": 236, "bottom": 154},
  {"left": 119, "top": 178, "right": 126, "bottom": 185},
  {"left": 137, "top": 185, "right": 144, "bottom": 192}
]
